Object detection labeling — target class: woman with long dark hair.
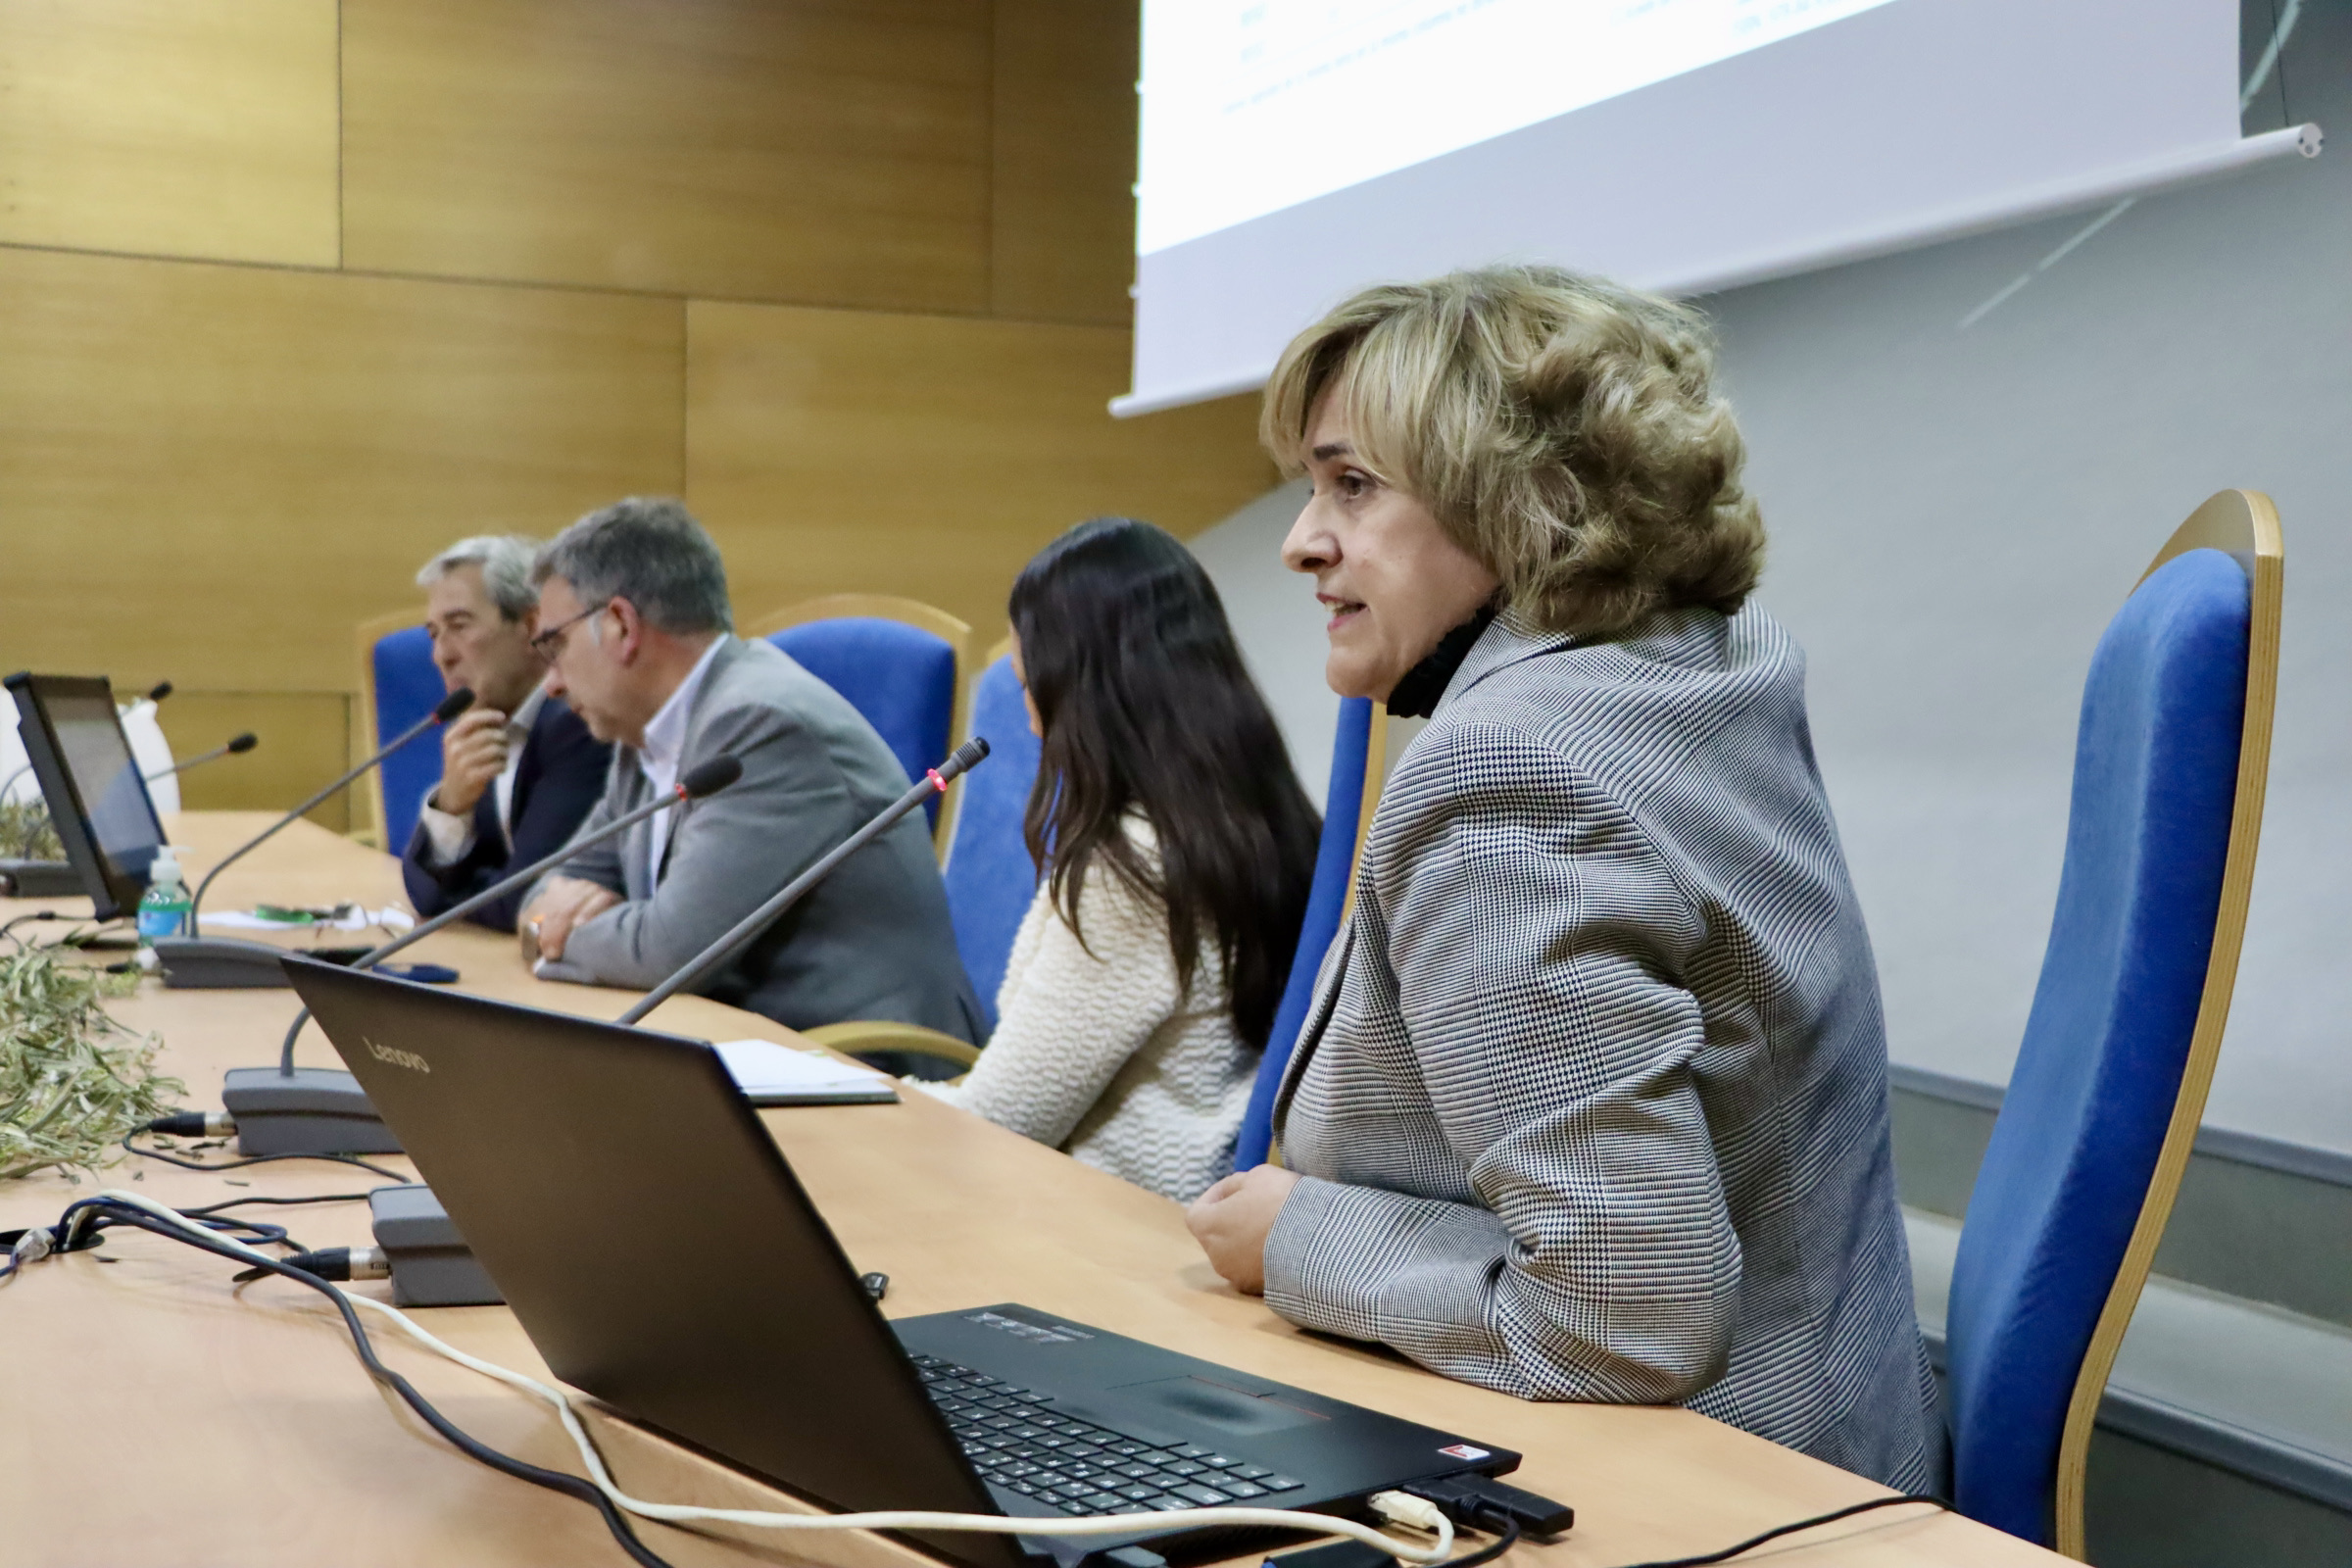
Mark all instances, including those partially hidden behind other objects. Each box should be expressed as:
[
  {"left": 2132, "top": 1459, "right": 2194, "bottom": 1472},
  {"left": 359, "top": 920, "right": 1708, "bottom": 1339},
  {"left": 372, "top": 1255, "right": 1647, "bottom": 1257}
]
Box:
[{"left": 918, "top": 517, "right": 1321, "bottom": 1201}]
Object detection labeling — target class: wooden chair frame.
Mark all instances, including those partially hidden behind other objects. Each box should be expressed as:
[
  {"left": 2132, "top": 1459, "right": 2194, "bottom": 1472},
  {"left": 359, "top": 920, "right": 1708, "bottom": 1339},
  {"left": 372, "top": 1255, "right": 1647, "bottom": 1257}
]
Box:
[
  {"left": 2049, "top": 490, "right": 2283, "bottom": 1557},
  {"left": 352, "top": 608, "right": 425, "bottom": 851},
  {"left": 746, "top": 594, "right": 974, "bottom": 858}
]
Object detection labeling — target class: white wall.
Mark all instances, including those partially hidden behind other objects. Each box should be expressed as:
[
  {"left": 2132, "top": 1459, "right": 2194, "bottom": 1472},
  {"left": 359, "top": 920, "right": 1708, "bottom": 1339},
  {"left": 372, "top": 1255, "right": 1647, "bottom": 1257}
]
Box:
[
  {"left": 1191, "top": 479, "right": 1337, "bottom": 808},
  {"left": 1190, "top": 0, "right": 2349, "bottom": 1153}
]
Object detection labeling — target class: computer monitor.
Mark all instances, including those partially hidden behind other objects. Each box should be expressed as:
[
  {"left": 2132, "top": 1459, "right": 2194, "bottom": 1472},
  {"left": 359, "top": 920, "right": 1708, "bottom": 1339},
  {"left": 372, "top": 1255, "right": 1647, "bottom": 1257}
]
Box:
[{"left": 3, "top": 673, "right": 166, "bottom": 919}]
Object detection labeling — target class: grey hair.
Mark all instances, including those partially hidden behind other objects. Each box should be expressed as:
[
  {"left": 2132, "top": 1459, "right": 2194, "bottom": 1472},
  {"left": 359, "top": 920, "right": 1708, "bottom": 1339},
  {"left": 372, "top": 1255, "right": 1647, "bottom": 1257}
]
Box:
[
  {"left": 416, "top": 534, "right": 542, "bottom": 622},
  {"left": 531, "top": 497, "right": 733, "bottom": 636}
]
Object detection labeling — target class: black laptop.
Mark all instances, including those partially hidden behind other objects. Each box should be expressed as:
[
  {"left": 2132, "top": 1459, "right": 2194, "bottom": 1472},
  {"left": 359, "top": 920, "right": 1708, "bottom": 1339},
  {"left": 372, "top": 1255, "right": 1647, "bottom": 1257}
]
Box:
[
  {"left": 4, "top": 672, "right": 167, "bottom": 916},
  {"left": 284, "top": 959, "right": 1519, "bottom": 1568}
]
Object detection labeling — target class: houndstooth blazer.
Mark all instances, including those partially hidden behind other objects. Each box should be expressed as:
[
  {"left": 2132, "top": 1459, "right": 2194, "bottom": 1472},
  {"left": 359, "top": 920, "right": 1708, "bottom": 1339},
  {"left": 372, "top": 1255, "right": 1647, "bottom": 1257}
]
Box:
[{"left": 1265, "top": 604, "right": 1943, "bottom": 1494}]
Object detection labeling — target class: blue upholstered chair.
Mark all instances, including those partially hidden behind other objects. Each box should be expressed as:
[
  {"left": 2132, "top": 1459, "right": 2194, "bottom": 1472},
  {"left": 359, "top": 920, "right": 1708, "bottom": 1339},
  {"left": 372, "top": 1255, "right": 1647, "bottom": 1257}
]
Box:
[
  {"left": 1234, "top": 696, "right": 1380, "bottom": 1172},
  {"left": 802, "top": 639, "right": 1040, "bottom": 1071},
  {"left": 751, "top": 595, "right": 970, "bottom": 841},
  {"left": 1944, "top": 491, "right": 2282, "bottom": 1556},
  {"left": 937, "top": 649, "right": 1045, "bottom": 1032},
  {"left": 357, "top": 612, "right": 443, "bottom": 853}
]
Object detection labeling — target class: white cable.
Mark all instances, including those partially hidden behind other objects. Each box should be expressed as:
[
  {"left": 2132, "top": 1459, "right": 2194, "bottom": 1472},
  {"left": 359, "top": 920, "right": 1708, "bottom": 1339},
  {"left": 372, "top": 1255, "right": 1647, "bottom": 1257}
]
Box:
[{"left": 85, "top": 1191, "right": 1457, "bottom": 1563}]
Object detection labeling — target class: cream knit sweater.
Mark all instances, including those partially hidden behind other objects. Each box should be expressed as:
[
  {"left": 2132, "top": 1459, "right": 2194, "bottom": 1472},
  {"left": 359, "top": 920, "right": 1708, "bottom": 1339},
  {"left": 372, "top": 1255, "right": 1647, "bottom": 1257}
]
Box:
[{"left": 919, "top": 828, "right": 1258, "bottom": 1202}]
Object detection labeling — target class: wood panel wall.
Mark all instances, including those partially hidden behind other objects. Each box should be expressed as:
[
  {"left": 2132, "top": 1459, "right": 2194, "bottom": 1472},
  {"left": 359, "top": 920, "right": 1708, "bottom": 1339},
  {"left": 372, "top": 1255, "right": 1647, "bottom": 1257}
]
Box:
[{"left": 0, "top": 0, "right": 1270, "bottom": 829}]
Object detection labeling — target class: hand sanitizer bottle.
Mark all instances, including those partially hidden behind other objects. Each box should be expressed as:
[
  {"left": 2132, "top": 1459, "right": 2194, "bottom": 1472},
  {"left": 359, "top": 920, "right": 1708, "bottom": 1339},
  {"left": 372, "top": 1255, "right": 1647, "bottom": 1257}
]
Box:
[{"left": 137, "top": 846, "right": 193, "bottom": 945}]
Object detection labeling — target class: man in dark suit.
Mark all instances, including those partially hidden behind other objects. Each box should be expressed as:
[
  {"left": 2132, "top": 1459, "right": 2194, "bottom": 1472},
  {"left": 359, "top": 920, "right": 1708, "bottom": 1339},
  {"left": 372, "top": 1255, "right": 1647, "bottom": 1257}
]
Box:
[{"left": 401, "top": 534, "right": 613, "bottom": 931}]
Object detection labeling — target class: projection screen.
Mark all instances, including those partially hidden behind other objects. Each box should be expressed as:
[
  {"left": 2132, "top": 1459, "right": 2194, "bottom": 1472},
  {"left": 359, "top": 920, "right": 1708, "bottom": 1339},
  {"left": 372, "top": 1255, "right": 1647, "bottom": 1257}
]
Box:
[{"left": 1117, "top": 0, "right": 2320, "bottom": 416}]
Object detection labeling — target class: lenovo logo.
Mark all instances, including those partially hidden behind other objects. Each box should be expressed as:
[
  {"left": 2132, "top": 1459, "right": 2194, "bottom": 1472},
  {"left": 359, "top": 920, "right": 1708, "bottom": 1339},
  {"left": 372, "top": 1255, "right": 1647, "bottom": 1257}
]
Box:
[{"left": 366, "top": 1038, "right": 430, "bottom": 1074}]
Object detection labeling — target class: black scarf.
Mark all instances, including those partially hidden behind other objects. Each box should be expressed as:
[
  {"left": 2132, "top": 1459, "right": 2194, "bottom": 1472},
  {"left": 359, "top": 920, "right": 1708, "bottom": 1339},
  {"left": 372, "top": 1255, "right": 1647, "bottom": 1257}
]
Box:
[{"left": 1384, "top": 605, "right": 1498, "bottom": 719}]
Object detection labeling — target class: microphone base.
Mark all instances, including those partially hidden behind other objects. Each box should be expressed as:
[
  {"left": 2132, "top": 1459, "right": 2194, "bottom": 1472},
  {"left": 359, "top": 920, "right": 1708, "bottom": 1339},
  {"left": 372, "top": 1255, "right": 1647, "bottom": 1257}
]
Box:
[
  {"left": 0, "top": 858, "right": 84, "bottom": 899},
  {"left": 157, "top": 938, "right": 375, "bottom": 989},
  {"left": 370, "top": 1184, "right": 503, "bottom": 1307},
  {"left": 156, "top": 936, "right": 295, "bottom": 989},
  {"left": 221, "top": 1065, "right": 404, "bottom": 1155}
]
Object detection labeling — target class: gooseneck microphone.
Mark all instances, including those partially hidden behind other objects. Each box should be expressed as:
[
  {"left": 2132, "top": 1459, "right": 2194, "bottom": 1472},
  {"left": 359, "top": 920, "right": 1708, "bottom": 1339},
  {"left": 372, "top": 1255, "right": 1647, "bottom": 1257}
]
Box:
[
  {"left": 146, "top": 689, "right": 472, "bottom": 991},
  {"left": 619, "top": 737, "right": 990, "bottom": 1027},
  {"left": 187, "top": 687, "right": 472, "bottom": 941},
  {"left": 270, "top": 755, "right": 745, "bottom": 1072},
  {"left": 219, "top": 754, "right": 744, "bottom": 1157},
  {"left": 145, "top": 732, "right": 258, "bottom": 783}
]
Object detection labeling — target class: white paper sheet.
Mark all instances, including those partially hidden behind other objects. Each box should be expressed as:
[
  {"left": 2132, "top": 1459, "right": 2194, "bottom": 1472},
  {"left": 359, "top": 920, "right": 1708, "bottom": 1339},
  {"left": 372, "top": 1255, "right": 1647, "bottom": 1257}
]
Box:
[{"left": 714, "top": 1039, "right": 899, "bottom": 1106}]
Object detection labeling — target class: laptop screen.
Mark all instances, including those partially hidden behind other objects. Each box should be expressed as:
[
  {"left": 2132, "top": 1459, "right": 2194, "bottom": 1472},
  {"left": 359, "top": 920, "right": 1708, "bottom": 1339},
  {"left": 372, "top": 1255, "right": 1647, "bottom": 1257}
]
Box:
[
  {"left": 5, "top": 673, "right": 166, "bottom": 917},
  {"left": 43, "top": 687, "right": 163, "bottom": 879}
]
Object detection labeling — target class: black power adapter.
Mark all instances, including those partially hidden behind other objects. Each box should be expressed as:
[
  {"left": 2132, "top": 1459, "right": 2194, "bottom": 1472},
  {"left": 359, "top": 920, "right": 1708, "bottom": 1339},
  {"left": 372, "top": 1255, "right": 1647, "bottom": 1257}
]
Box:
[
  {"left": 1401, "top": 1472, "right": 1575, "bottom": 1538},
  {"left": 1265, "top": 1474, "right": 1573, "bottom": 1568}
]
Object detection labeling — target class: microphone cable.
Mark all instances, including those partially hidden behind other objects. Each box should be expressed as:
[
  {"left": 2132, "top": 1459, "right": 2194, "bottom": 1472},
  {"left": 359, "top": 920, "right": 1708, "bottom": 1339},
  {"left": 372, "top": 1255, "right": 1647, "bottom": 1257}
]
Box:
[
  {"left": 1605, "top": 1494, "right": 1946, "bottom": 1568},
  {"left": 0, "top": 912, "right": 127, "bottom": 952},
  {"left": 12, "top": 1192, "right": 1467, "bottom": 1568},
  {"left": 5, "top": 1191, "right": 1950, "bottom": 1568},
  {"left": 3, "top": 1201, "right": 295, "bottom": 1279},
  {"left": 1436, "top": 1514, "right": 1518, "bottom": 1568},
  {"left": 0, "top": 910, "right": 61, "bottom": 944},
  {"left": 120, "top": 1126, "right": 408, "bottom": 1183},
  {"left": 8, "top": 1196, "right": 682, "bottom": 1568}
]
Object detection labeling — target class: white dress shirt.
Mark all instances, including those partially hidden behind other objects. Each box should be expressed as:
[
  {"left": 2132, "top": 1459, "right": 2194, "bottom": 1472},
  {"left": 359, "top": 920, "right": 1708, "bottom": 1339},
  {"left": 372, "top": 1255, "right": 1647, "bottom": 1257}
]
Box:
[
  {"left": 417, "top": 684, "right": 548, "bottom": 867},
  {"left": 635, "top": 638, "right": 724, "bottom": 886}
]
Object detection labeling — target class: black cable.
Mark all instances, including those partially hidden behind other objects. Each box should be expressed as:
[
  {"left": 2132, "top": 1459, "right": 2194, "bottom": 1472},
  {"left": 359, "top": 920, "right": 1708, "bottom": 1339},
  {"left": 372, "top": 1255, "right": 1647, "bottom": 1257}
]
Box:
[
  {"left": 121, "top": 1131, "right": 408, "bottom": 1183},
  {"left": 7, "top": 918, "right": 115, "bottom": 953},
  {"left": 177, "top": 1191, "right": 375, "bottom": 1215},
  {"left": 1, "top": 910, "right": 62, "bottom": 945},
  {"left": 11, "top": 915, "right": 131, "bottom": 951},
  {"left": 182, "top": 1214, "right": 292, "bottom": 1248},
  {"left": 1444, "top": 1513, "right": 1520, "bottom": 1568},
  {"left": 1604, "top": 1494, "right": 1945, "bottom": 1568},
  {"left": 12, "top": 1191, "right": 1937, "bottom": 1568},
  {"left": 48, "top": 1200, "right": 681, "bottom": 1568},
  {"left": 1, "top": 1205, "right": 290, "bottom": 1278},
  {"left": 19, "top": 1205, "right": 295, "bottom": 1253}
]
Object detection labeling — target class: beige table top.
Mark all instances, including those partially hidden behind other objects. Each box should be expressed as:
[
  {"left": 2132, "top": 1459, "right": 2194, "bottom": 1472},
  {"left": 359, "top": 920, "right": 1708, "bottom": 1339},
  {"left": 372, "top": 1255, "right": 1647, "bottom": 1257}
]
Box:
[{"left": 0, "top": 814, "right": 2056, "bottom": 1568}]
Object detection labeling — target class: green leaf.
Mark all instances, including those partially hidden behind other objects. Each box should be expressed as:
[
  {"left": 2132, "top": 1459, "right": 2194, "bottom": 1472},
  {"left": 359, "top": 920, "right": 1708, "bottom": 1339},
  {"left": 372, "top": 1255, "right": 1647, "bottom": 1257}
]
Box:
[{"left": 0, "top": 948, "right": 182, "bottom": 1182}]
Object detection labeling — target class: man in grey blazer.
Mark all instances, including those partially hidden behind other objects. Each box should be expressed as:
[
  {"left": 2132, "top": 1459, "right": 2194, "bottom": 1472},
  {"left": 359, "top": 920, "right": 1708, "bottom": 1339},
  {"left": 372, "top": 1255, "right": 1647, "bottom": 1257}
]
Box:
[{"left": 518, "top": 497, "right": 982, "bottom": 1043}]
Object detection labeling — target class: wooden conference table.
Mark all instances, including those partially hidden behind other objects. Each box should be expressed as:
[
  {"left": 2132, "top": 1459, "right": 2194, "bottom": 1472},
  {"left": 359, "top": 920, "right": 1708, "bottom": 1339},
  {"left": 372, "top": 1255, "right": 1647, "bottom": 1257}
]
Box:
[{"left": 0, "top": 814, "right": 2058, "bottom": 1568}]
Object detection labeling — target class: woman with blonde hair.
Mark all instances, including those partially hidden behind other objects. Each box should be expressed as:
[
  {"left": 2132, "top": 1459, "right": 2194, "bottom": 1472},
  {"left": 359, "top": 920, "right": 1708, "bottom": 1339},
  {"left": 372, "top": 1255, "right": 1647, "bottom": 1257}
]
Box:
[{"left": 1185, "top": 267, "right": 1942, "bottom": 1492}]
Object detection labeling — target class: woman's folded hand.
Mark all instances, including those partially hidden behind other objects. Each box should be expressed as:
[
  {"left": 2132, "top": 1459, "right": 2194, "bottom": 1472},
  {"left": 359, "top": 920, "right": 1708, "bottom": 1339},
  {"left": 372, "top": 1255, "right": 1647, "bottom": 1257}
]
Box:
[{"left": 1185, "top": 1164, "right": 1300, "bottom": 1296}]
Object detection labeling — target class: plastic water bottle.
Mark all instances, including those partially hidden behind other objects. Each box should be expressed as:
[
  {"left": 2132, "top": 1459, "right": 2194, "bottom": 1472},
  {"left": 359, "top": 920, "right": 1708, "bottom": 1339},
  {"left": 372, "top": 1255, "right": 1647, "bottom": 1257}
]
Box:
[{"left": 136, "top": 846, "right": 193, "bottom": 946}]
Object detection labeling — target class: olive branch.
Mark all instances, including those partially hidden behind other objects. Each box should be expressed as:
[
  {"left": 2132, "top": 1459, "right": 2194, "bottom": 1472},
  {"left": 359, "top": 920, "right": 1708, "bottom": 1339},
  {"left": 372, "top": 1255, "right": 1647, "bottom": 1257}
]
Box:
[
  {"left": 0, "top": 800, "right": 64, "bottom": 862},
  {"left": 0, "top": 947, "right": 182, "bottom": 1181}
]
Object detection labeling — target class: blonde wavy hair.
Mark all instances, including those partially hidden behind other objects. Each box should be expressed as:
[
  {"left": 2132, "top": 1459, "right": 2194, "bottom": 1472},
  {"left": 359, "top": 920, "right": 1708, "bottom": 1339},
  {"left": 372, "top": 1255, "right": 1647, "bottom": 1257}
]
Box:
[{"left": 1260, "top": 265, "right": 1765, "bottom": 641}]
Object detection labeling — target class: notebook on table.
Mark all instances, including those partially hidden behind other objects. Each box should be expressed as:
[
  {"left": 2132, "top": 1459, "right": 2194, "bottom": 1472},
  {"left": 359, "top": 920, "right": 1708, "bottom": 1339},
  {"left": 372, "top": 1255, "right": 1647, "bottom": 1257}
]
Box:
[{"left": 716, "top": 1037, "right": 899, "bottom": 1105}]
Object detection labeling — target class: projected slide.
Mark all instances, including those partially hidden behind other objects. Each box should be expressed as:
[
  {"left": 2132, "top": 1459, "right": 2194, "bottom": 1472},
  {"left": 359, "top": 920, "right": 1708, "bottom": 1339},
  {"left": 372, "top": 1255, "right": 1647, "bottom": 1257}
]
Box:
[{"left": 1138, "top": 0, "right": 1899, "bottom": 255}]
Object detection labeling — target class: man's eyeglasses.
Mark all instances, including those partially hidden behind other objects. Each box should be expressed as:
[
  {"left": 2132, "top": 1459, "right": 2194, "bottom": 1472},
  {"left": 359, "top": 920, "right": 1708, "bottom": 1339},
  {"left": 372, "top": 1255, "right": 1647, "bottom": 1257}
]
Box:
[{"left": 530, "top": 600, "right": 611, "bottom": 662}]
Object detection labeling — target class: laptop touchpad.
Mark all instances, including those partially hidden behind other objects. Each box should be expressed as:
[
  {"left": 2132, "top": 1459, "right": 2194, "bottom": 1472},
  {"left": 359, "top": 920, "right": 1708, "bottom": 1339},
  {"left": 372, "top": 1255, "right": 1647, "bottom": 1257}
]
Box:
[{"left": 1109, "top": 1376, "right": 1328, "bottom": 1436}]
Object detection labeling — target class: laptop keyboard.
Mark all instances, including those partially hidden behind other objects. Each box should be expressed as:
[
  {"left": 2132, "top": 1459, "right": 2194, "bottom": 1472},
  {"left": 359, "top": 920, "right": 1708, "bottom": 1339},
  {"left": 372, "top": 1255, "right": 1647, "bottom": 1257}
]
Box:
[{"left": 911, "top": 1354, "right": 1305, "bottom": 1517}]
